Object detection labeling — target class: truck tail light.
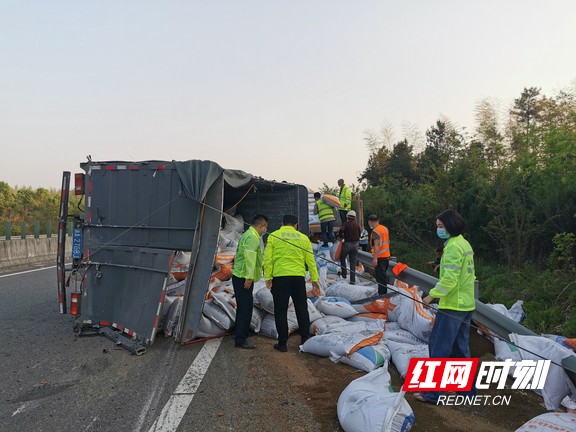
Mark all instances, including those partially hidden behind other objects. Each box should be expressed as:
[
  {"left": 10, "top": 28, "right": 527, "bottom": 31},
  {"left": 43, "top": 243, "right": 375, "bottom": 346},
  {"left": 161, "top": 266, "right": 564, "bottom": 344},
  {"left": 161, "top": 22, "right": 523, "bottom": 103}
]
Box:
[
  {"left": 74, "top": 173, "right": 85, "bottom": 195},
  {"left": 70, "top": 292, "right": 80, "bottom": 316}
]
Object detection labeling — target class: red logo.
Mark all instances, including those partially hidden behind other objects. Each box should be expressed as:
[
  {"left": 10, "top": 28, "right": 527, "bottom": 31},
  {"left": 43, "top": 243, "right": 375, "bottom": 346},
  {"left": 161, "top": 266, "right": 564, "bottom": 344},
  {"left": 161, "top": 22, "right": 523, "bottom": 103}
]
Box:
[{"left": 402, "top": 358, "right": 479, "bottom": 392}]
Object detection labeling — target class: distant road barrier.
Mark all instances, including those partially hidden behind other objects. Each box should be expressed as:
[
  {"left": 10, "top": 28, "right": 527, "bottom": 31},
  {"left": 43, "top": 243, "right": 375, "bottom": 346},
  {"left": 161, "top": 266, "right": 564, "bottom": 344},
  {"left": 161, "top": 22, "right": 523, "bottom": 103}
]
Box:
[{"left": 0, "top": 236, "right": 72, "bottom": 271}]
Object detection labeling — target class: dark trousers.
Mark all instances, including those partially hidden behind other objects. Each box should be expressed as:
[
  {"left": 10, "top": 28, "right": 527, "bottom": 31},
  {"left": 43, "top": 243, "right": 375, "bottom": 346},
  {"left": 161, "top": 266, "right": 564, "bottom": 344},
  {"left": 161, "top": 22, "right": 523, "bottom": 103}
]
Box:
[
  {"left": 271, "top": 276, "right": 310, "bottom": 345},
  {"left": 375, "top": 258, "right": 389, "bottom": 294},
  {"left": 232, "top": 275, "right": 254, "bottom": 345},
  {"left": 421, "top": 309, "right": 476, "bottom": 403},
  {"left": 340, "top": 241, "right": 359, "bottom": 283},
  {"left": 339, "top": 210, "right": 348, "bottom": 226},
  {"left": 320, "top": 220, "right": 335, "bottom": 246}
]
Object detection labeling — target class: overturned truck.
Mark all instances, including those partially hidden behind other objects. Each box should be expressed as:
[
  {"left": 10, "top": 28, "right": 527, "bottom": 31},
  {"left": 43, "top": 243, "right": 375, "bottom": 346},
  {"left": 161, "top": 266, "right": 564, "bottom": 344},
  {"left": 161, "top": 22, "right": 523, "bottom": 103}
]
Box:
[{"left": 57, "top": 160, "right": 308, "bottom": 354}]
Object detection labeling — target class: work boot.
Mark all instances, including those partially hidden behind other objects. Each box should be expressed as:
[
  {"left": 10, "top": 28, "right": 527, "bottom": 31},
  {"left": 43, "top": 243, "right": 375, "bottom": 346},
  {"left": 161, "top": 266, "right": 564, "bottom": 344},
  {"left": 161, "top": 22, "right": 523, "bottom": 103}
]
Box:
[
  {"left": 273, "top": 343, "right": 287, "bottom": 352},
  {"left": 235, "top": 340, "right": 256, "bottom": 349}
]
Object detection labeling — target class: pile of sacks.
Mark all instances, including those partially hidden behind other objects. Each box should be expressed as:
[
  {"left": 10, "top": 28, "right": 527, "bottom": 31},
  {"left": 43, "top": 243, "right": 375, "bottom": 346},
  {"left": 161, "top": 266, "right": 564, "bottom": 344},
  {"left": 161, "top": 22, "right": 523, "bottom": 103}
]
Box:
[
  {"left": 475, "top": 300, "right": 576, "bottom": 412},
  {"left": 161, "top": 213, "right": 247, "bottom": 340},
  {"left": 472, "top": 300, "right": 576, "bottom": 414},
  {"left": 162, "top": 226, "right": 433, "bottom": 431}
]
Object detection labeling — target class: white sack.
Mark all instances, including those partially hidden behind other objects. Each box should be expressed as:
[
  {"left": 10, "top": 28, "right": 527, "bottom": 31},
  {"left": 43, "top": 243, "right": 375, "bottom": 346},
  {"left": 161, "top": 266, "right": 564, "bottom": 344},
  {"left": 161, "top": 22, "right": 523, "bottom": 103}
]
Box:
[
  {"left": 396, "top": 287, "right": 435, "bottom": 342},
  {"left": 212, "top": 291, "right": 237, "bottom": 321},
  {"left": 348, "top": 313, "right": 388, "bottom": 323},
  {"left": 310, "top": 315, "right": 348, "bottom": 335},
  {"left": 337, "top": 364, "right": 415, "bottom": 432},
  {"left": 258, "top": 308, "right": 299, "bottom": 340},
  {"left": 196, "top": 315, "right": 226, "bottom": 338},
  {"left": 166, "top": 279, "right": 187, "bottom": 297},
  {"left": 515, "top": 412, "right": 576, "bottom": 432},
  {"left": 385, "top": 339, "right": 429, "bottom": 378},
  {"left": 250, "top": 306, "right": 266, "bottom": 333},
  {"left": 382, "top": 328, "right": 427, "bottom": 346},
  {"left": 202, "top": 300, "right": 234, "bottom": 330},
  {"left": 255, "top": 288, "right": 275, "bottom": 314},
  {"left": 510, "top": 333, "right": 576, "bottom": 411},
  {"left": 307, "top": 299, "right": 324, "bottom": 323},
  {"left": 315, "top": 296, "right": 358, "bottom": 319},
  {"left": 325, "top": 281, "right": 378, "bottom": 302},
  {"left": 320, "top": 320, "right": 386, "bottom": 336},
  {"left": 163, "top": 297, "right": 182, "bottom": 337},
  {"left": 259, "top": 313, "right": 278, "bottom": 339},
  {"left": 332, "top": 343, "right": 391, "bottom": 373},
  {"left": 300, "top": 330, "right": 383, "bottom": 358}
]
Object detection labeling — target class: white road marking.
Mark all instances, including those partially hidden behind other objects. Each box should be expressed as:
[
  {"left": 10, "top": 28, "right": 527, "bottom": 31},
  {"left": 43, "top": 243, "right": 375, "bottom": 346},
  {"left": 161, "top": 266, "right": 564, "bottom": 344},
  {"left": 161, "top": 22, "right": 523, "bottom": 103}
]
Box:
[
  {"left": 149, "top": 338, "right": 222, "bottom": 432},
  {"left": 0, "top": 266, "right": 55, "bottom": 278},
  {"left": 12, "top": 402, "right": 29, "bottom": 416},
  {"left": 11, "top": 401, "right": 39, "bottom": 416}
]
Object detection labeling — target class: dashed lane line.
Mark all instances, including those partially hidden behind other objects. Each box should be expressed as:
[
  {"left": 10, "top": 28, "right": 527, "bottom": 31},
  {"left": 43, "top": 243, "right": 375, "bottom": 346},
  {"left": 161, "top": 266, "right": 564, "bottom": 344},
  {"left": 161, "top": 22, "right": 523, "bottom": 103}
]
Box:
[{"left": 149, "top": 338, "right": 222, "bottom": 432}]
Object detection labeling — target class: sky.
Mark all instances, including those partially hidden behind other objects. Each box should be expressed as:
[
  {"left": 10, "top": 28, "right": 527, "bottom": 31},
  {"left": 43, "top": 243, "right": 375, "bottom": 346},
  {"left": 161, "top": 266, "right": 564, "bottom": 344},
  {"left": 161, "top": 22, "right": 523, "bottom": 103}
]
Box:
[{"left": 1, "top": 0, "right": 575, "bottom": 191}]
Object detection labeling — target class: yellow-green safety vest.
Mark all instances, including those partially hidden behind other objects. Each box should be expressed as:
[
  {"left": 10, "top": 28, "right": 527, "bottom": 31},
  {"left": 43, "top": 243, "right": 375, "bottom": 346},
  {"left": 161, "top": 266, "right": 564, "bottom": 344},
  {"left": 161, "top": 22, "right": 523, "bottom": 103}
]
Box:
[
  {"left": 316, "top": 199, "right": 335, "bottom": 222},
  {"left": 264, "top": 225, "right": 319, "bottom": 281},
  {"left": 429, "top": 234, "right": 476, "bottom": 311},
  {"left": 339, "top": 185, "right": 352, "bottom": 210},
  {"left": 232, "top": 226, "right": 264, "bottom": 282}
]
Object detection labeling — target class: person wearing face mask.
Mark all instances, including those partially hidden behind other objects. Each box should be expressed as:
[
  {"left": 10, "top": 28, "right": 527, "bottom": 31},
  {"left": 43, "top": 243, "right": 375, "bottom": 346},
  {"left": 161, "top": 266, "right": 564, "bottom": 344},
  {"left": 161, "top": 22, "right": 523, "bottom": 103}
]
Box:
[
  {"left": 232, "top": 214, "right": 269, "bottom": 349},
  {"left": 414, "top": 209, "right": 476, "bottom": 404}
]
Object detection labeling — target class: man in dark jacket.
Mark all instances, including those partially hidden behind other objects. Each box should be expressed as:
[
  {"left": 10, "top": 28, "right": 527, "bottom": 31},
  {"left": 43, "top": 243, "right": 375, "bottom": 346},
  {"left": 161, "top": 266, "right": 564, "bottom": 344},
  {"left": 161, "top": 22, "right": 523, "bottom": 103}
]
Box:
[{"left": 337, "top": 210, "right": 361, "bottom": 284}]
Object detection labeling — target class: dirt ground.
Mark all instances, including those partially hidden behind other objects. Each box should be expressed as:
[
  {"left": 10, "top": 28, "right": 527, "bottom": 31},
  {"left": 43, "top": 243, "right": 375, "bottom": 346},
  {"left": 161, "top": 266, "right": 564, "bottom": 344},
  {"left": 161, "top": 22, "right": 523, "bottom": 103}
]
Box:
[{"left": 247, "top": 331, "right": 553, "bottom": 432}]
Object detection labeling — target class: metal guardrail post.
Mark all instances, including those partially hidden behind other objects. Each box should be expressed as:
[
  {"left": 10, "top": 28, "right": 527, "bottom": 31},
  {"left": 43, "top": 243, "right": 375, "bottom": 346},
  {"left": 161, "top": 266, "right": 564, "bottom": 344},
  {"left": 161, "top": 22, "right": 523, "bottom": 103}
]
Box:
[
  {"left": 34, "top": 221, "right": 40, "bottom": 239},
  {"left": 5, "top": 221, "right": 11, "bottom": 240},
  {"left": 47, "top": 222, "right": 52, "bottom": 238},
  {"left": 20, "top": 222, "right": 26, "bottom": 239}
]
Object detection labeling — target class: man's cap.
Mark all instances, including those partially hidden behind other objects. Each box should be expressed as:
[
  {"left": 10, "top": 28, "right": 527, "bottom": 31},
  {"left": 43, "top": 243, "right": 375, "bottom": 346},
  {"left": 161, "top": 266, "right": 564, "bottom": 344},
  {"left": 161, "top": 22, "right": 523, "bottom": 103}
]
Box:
[
  {"left": 346, "top": 210, "right": 356, "bottom": 219},
  {"left": 283, "top": 214, "right": 299, "bottom": 225}
]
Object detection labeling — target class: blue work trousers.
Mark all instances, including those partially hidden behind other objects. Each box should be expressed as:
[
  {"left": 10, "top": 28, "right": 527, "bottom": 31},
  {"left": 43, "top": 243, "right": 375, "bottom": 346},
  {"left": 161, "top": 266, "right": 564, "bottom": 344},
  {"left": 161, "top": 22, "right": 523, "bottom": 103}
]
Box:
[
  {"left": 420, "top": 309, "right": 477, "bottom": 403},
  {"left": 320, "top": 220, "right": 335, "bottom": 246}
]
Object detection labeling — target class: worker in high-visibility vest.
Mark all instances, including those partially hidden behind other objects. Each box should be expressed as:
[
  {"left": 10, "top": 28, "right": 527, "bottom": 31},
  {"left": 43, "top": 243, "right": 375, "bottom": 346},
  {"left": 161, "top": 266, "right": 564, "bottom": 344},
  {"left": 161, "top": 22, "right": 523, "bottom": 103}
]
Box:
[
  {"left": 231, "top": 213, "right": 269, "bottom": 349},
  {"left": 415, "top": 209, "right": 476, "bottom": 404},
  {"left": 264, "top": 214, "right": 320, "bottom": 353},
  {"left": 337, "top": 179, "right": 352, "bottom": 225},
  {"left": 367, "top": 214, "right": 391, "bottom": 294},
  {"left": 313, "top": 192, "right": 336, "bottom": 247}
]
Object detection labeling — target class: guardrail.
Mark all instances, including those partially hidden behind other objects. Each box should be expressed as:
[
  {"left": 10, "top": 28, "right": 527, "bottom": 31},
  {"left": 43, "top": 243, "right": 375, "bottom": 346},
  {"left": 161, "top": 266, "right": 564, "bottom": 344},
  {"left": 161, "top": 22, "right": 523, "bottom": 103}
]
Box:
[
  {"left": 355, "top": 250, "right": 537, "bottom": 341},
  {"left": 356, "top": 250, "right": 576, "bottom": 385}
]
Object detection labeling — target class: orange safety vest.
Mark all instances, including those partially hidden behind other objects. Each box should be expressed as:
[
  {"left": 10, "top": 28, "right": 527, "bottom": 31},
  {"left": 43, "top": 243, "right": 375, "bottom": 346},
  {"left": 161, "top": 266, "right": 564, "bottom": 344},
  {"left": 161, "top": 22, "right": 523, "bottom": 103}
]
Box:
[{"left": 370, "top": 224, "right": 391, "bottom": 258}]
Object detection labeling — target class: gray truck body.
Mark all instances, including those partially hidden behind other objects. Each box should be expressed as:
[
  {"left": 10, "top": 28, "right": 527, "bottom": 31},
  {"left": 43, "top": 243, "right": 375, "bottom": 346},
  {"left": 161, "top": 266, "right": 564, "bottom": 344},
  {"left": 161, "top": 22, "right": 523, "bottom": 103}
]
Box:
[{"left": 72, "top": 159, "right": 308, "bottom": 345}]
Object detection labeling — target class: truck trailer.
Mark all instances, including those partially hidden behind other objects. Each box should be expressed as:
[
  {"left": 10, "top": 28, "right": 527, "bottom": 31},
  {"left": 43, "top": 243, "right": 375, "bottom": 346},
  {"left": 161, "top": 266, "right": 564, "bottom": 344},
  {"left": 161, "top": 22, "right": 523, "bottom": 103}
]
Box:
[{"left": 57, "top": 159, "right": 308, "bottom": 353}]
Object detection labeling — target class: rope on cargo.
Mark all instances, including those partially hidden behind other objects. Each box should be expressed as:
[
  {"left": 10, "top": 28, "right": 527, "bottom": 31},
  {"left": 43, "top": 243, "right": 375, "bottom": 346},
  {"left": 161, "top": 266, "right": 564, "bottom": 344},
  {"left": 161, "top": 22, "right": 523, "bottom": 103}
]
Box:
[{"left": 224, "top": 184, "right": 255, "bottom": 213}]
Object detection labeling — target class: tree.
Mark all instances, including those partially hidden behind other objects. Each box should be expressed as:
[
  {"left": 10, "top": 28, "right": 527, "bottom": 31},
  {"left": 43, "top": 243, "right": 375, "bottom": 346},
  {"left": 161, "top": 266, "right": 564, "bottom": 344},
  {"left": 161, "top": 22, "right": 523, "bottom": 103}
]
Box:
[
  {"left": 475, "top": 98, "right": 507, "bottom": 169},
  {"left": 416, "top": 120, "right": 463, "bottom": 182},
  {"left": 0, "top": 181, "right": 14, "bottom": 219},
  {"left": 510, "top": 87, "right": 542, "bottom": 130},
  {"left": 385, "top": 139, "right": 417, "bottom": 187},
  {"left": 358, "top": 145, "right": 390, "bottom": 187}
]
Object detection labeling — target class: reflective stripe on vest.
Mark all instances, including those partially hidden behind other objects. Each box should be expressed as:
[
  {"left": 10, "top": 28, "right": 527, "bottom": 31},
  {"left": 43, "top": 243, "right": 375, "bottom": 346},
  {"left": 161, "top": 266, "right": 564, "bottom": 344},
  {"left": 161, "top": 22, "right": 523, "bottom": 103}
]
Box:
[{"left": 370, "top": 224, "right": 391, "bottom": 258}]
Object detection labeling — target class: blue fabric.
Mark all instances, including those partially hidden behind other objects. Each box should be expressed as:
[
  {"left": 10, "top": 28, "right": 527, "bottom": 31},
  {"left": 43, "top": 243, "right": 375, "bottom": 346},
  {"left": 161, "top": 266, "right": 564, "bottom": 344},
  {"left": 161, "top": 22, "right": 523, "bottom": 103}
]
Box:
[{"left": 420, "top": 309, "right": 477, "bottom": 403}]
